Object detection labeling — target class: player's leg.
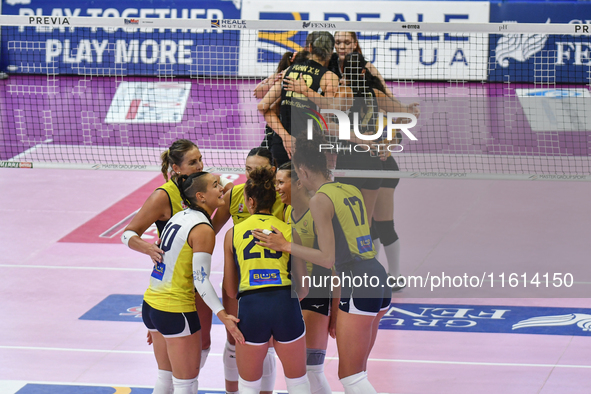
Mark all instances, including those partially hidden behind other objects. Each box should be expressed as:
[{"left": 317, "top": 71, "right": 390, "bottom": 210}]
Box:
[
  {"left": 261, "top": 339, "right": 277, "bottom": 394},
  {"left": 273, "top": 292, "right": 310, "bottom": 394},
  {"left": 302, "top": 308, "right": 332, "bottom": 394},
  {"left": 195, "top": 292, "right": 213, "bottom": 368},
  {"left": 236, "top": 342, "right": 269, "bottom": 393},
  {"left": 142, "top": 301, "right": 173, "bottom": 394},
  {"left": 222, "top": 287, "right": 239, "bottom": 393}
]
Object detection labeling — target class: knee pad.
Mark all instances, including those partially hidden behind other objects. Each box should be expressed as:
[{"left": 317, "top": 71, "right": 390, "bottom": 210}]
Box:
[
  {"left": 374, "top": 220, "right": 398, "bottom": 246},
  {"left": 261, "top": 347, "right": 277, "bottom": 392},
  {"left": 370, "top": 220, "right": 380, "bottom": 242},
  {"left": 172, "top": 376, "right": 198, "bottom": 394},
  {"left": 239, "top": 376, "right": 262, "bottom": 394},
  {"left": 200, "top": 347, "right": 210, "bottom": 369},
  {"left": 285, "top": 375, "right": 311, "bottom": 394},
  {"left": 153, "top": 369, "right": 173, "bottom": 394},
  {"left": 306, "top": 348, "right": 326, "bottom": 366},
  {"left": 223, "top": 341, "right": 239, "bottom": 382},
  {"left": 340, "top": 371, "right": 377, "bottom": 394},
  {"left": 307, "top": 364, "right": 331, "bottom": 394}
]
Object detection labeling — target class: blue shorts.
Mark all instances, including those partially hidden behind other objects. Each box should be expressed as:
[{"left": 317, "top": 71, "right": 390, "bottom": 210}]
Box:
[
  {"left": 142, "top": 300, "right": 201, "bottom": 338},
  {"left": 238, "top": 287, "right": 306, "bottom": 345},
  {"left": 300, "top": 296, "right": 331, "bottom": 316},
  {"left": 338, "top": 258, "right": 391, "bottom": 316}
]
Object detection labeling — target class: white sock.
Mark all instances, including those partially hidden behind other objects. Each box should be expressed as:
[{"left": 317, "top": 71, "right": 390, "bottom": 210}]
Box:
[
  {"left": 172, "top": 376, "right": 198, "bottom": 394},
  {"left": 384, "top": 239, "right": 400, "bottom": 278},
  {"left": 307, "top": 364, "right": 332, "bottom": 394},
  {"left": 261, "top": 347, "right": 277, "bottom": 392},
  {"left": 340, "top": 371, "right": 377, "bottom": 394},
  {"left": 238, "top": 376, "right": 262, "bottom": 394},
  {"left": 200, "top": 347, "right": 210, "bottom": 369},
  {"left": 223, "top": 341, "right": 239, "bottom": 383},
  {"left": 153, "top": 369, "right": 173, "bottom": 394},
  {"left": 285, "top": 374, "right": 312, "bottom": 394}
]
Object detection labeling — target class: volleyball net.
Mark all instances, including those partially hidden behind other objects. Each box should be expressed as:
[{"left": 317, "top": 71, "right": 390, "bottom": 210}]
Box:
[{"left": 1, "top": 16, "right": 590, "bottom": 180}]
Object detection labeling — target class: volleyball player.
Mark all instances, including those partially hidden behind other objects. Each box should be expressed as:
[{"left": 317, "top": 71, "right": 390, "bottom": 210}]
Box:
[
  {"left": 223, "top": 166, "right": 310, "bottom": 394},
  {"left": 211, "top": 147, "right": 287, "bottom": 394},
  {"left": 253, "top": 135, "right": 391, "bottom": 394},
  {"left": 137, "top": 171, "right": 244, "bottom": 394},
  {"left": 257, "top": 31, "right": 339, "bottom": 165},
  {"left": 276, "top": 162, "right": 336, "bottom": 394},
  {"left": 122, "top": 139, "right": 232, "bottom": 391},
  {"left": 254, "top": 51, "right": 309, "bottom": 148},
  {"left": 334, "top": 31, "right": 394, "bottom": 98}
]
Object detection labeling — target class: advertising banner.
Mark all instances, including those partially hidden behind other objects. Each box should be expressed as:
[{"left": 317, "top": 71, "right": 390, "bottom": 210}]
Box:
[
  {"left": 1, "top": 0, "right": 241, "bottom": 76},
  {"left": 240, "top": 0, "right": 490, "bottom": 80},
  {"left": 489, "top": 2, "right": 591, "bottom": 83}
]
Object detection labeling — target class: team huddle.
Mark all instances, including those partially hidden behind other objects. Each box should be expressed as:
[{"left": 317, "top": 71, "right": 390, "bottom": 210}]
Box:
[{"left": 121, "top": 31, "right": 420, "bottom": 394}]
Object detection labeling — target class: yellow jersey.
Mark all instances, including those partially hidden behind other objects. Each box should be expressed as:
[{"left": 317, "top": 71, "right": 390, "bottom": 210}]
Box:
[
  {"left": 229, "top": 183, "right": 287, "bottom": 225},
  {"left": 316, "top": 182, "right": 376, "bottom": 271},
  {"left": 155, "top": 178, "right": 186, "bottom": 236},
  {"left": 291, "top": 208, "right": 316, "bottom": 276},
  {"left": 144, "top": 209, "right": 210, "bottom": 313},
  {"left": 233, "top": 214, "right": 292, "bottom": 295}
]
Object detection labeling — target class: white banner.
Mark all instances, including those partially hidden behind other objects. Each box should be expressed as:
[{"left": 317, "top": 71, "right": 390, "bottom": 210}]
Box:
[{"left": 240, "top": 0, "right": 490, "bottom": 80}]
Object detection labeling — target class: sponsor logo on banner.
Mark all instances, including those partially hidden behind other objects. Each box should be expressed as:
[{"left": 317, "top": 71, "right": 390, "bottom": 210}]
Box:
[
  {"left": 124, "top": 18, "right": 139, "bottom": 25},
  {"left": 380, "top": 303, "right": 591, "bottom": 336},
  {"left": 302, "top": 21, "right": 337, "bottom": 29},
  {"left": 515, "top": 88, "right": 591, "bottom": 132},
  {"left": 211, "top": 19, "right": 247, "bottom": 29},
  {"left": 239, "top": 1, "right": 490, "bottom": 80},
  {"left": 28, "top": 16, "right": 70, "bottom": 25},
  {"left": 105, "top": 82, "right": 191, "bottom": 124},
  {"left": 0, "top": 161, "right": 33, "bottom": 168},
  {"left": 494, "top": 20, "right": 549, "bottom": 67}
]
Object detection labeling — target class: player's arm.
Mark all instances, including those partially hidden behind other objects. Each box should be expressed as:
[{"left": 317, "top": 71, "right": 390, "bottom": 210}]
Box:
[
  {"left": 375, "top": 90, "right": 420, "bottom": 118},
  {"left": 291, "top": 231, "right": 310, "bottom": 300},
  {"left": 253, "top": 193, "right": 335, "bottom": 269},
  {"left": 253, "top": 72, "right": 282, "bottom": 99},
  {"left": 223, "top": 228, "right": 239, "bottom": 299},
  {"left": 366, "top": 62, "right": 394, "bottom": 98},
  {"left": 189, "top": 224, "right": 244, "bottom": 344},
  {"left": 121, "top": 189, "right": 170, "bottom": 264},
  {"left": 212, "top": 189, "right": 232, "bottom": 234},
  {"left": 258, "top": 81, "right": 292, "bottom": 157}
]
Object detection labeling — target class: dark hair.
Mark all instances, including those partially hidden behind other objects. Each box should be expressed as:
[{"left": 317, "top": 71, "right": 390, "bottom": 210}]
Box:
[
  {"left": 178, "top": 172, "right": 212, "bottom": 222},
  {"left": 278, "top": 161, "right": 297, "bottom": 181},
  {"left": 292, "top": 133, "right": 331, "bottom": 179},
  {"left": 247, "top": 147, "right": 274, "bottom": 166},
  {"left": 277, "top": 51, "right": 309, "bottom": 73},
  {"left": 160, "top": 139, "right": 199, "bottom": 182},
  {"left": 244, "top": 167, "right": 276, "bottom": 213},
  {"left": 343, "top": 52, "right": 387, "bottom": 94},
  {"left": 305, "top": 31, "right": 334, "bottom": 63}
]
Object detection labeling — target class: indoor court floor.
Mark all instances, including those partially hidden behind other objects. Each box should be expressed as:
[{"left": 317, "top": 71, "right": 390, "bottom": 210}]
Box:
[{"left": 2, "top": 167, "right": 591, "bottom": 394}]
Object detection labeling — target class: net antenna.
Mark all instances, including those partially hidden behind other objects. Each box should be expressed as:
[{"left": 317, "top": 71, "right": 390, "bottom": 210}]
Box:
[{"left": 0, "top": 16, "right": 589, "bottom": 181}]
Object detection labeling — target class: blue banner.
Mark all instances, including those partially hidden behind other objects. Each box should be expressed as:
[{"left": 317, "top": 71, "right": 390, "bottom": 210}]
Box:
[
  {"left": 381, "top": 303, "right": 591, "bottom": 336},
  {"left": 1, "top": 0, "right": 240, "bottom": 75},
  {"left": 489, "top": 2, "right": 591, "bottom": 83}
]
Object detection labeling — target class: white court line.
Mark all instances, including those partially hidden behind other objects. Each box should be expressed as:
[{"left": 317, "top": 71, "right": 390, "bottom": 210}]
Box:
[
  {"left": 2, "top": 345, "right": 591, "bottom": 369},
  {"left": 0, "top": 264, "right": 224, "bottom": 274}
]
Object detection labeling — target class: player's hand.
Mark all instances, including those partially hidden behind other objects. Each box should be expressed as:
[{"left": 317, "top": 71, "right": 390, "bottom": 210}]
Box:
[
  {"left": 406, "top": 102, "right": 420, "bottom": 119},
  {"left": 146, "top": 331, "right": 153, "bottom": 345},
  {"left": 253, "top": 226, "right": 290, "bottom": 253},
  {"left": 283, "top": 74, "right": 309, "bottom": 95},
  {"left": 218, "top": 311, "right": 244, "bottom": 345},
  {"left": 148, "top": 240, "right": 164, "bottom": 265},
  {"left": 282, "top": 136, "right": 293, "bottom": 159}
]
